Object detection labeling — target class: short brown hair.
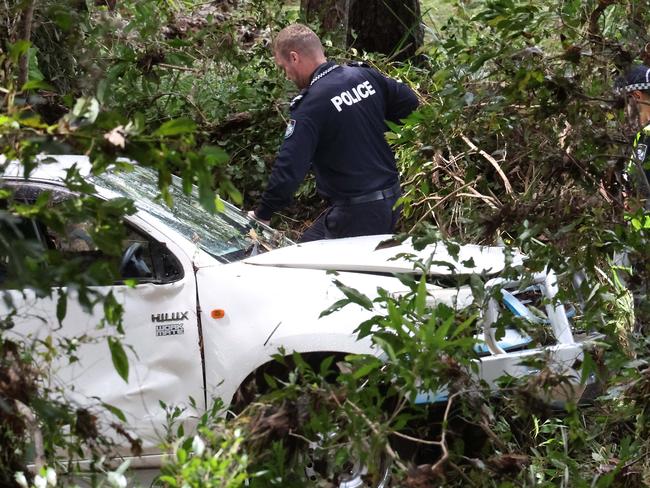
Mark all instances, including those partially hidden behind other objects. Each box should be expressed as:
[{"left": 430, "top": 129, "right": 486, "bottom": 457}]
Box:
[{"left": 273, "top": 24, "right": 324, "bottom": 60}]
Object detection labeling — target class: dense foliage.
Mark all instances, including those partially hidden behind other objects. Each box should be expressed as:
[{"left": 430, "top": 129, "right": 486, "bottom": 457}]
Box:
[{"left": 1, "top": 0, "right": 648, "bottom": 486}]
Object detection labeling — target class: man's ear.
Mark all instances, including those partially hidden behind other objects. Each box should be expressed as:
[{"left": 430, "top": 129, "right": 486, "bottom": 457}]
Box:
[
  {"left": 631, "top": 90, "right": 643, "bottom": 101},
  {"left": 289, "top": 51, "right": 300, "bottom": 64}
]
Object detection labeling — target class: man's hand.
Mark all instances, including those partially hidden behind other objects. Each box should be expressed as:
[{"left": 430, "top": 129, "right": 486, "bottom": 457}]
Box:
[{"left": 247, "top": 210, "right": 271, "bottom": 226}]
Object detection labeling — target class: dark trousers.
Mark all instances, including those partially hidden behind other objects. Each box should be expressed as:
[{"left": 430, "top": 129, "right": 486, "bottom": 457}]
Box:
[{"left": 299, "top": 195, "right": 401, "bottom": 242}]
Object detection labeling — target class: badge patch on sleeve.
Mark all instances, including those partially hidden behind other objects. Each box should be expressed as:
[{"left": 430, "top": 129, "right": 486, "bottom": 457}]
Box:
[
  {"left": 635, "top": 143, "right": 647, "bottom": 162},
  {"left": 284, "top": 119, "right": 296, "bottom": 139}
]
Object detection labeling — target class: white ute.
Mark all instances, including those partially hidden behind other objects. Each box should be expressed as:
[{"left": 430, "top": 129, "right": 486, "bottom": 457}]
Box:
[{"left": 1, "top": 156, "right": 596, "bottom": 481}]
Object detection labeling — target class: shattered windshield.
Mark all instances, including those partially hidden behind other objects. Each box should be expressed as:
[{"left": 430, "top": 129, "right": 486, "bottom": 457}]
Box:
[{"left": 91, "top": 165, "right": 291, "bottom": 263}]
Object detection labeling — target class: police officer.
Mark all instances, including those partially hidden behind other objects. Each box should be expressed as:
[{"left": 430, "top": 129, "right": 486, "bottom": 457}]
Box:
[
  {"left": 248, "top": 23, "right": 419, "bottom": 242},
  {"left": 615, "top": 64, "right": 650, "bottom": 209}
]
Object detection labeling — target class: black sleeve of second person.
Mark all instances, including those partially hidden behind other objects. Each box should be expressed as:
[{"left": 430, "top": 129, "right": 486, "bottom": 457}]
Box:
[
  {"left": 632, "top": 129, "right": 650, "bottom": 193},
  {"left": 255, "top": 114, "right": 319, "bottom": 221}
]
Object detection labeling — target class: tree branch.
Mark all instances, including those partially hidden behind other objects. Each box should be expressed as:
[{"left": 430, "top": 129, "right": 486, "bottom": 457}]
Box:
[{"left": 461, "top": 135, "right": 513, "bottom": 194}]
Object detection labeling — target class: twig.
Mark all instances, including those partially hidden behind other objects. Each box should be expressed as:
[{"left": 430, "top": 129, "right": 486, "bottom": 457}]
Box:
[
  {"left": 410, "top": 178, "right": 498, "bottom": 231},
  {"left": 413, "top": 194, "right": 443, "bottom": 205},
  {"left": 456, "top": 192, "right": 501, "bottom": 205},
  {"left": 342, "top": 396, "right": 408, "bottom": 471},
  {"left": 430, "top": 391, "right": 462, "bottom": 475},
  {"left": 157, "top": 63, "right": 200, "bottom": 73},
  {"left": 479, "top": 417, "right": 508, "bottom": 451},
  {"left": 429, "top": 180, "right": 477, "bottom": 209},
  {"left": 390, "top": 430, "right": 442, "bottom": 446},
  {"left": 288, "top": 431, "right": 316, "bottom": 444},
  {"left": 387, "top": 395, "right": 409, "bottom": 425},
  {"left": 150, "top": 92, "right": 210, "bottom": 126},
  {"left": 436, "top": 162, "right": 501, "bottom": 208},
  {"left": 461, "top": 135, "right": 514, "bottom": 194},
  {"left": 161, "top": 71, "right": 181, "bottom": 115},
  {"left": 450, "top": 461, "right": 479, "bottom": 487}
]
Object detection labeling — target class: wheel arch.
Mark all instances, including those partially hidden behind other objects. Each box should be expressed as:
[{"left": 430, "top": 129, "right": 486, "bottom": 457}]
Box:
[{"left": 230, "top": 350, "right": 351, "bottom": 413}]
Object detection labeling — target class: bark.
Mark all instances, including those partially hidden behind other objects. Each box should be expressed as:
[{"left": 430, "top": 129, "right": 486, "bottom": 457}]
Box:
[
  {"left": 348, "top": 0, "right": 423, "bottom": 61},
  {"left": 301, "top": 0, "right": 423, "bottom": 61},
  {"left": 301, "top": 0, "right": 349, "bottom": 46},
  {"left": 17, "top": 0, "right": 37, "bottom": 89}
]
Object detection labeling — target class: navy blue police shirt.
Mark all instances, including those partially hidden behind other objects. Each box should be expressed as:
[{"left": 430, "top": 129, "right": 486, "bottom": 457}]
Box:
[{"left": 255, "top": 61, "right": 419, "bottom": 221}]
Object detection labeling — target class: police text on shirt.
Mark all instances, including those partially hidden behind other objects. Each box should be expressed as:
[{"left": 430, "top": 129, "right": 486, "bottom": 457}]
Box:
[{"left": 330, "top": 81, "right": 376, "bottom": 112}]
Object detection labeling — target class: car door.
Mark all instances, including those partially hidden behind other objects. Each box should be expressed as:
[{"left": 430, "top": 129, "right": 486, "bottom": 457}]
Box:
[{"left": 1, "top": 181, "right": 204, "bottom": 459}]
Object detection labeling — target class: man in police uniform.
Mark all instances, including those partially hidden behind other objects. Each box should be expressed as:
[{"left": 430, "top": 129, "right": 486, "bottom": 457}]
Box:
[
  {"left": 612, "top": 65, "right": 650, "bottom": 305},
  {"left": 248, "top": 23, "right": 419, "bottom": 241},
  {"left": 615, "top": 64, "right": 650, "bottom": 209}
]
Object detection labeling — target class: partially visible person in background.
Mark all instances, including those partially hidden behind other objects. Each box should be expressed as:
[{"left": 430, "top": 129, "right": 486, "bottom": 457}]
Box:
[{"left": 615, "top": 64, "right": 650, "bottom": 210}]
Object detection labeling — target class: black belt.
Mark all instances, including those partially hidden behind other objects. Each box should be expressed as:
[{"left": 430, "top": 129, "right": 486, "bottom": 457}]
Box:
[{"left": 331, "top": 182, "right": 400, "bottom": 206}]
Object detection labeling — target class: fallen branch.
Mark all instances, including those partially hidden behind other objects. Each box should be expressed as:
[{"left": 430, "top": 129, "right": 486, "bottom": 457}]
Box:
[
  {"left": 436, "top": 160, "right": 501, "bottom": 208},
  {"left": 461, "top": 135, "right": 513, "bottom": 194}
]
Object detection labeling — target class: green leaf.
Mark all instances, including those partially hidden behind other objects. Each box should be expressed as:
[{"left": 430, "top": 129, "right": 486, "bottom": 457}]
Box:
[
  {"left": 352, "top": 358, "right": 381, "bottom": 379},
  {"left": 153, "top": 118, "right": 197, "bottom": 136},
  {"left": 9, "top": 40, "right": 30, "bottom": 62},
  {"left": 21, "top": 80, "right": 54, "bottom": 92},
  {"left": 201, "top": 145, "right": 229, "bottom": 166},
  {"left": 158, "top": 476, "right": 177, "bottom": 486},
  {"left": 177, "top": 447, "right": 187, "bottom": 463},
  {"left": 387, "top": 300, "right": 402, "bottom": 325},
  {"left": 319, "top": 355, "right": 335, "bottom": 377},
  {"left": 102, "top": 402, "right": 127, "bottom": 422},
  {"left": 104, "top": 292, "right": 124, "bottom": 332},
  {"left": 219, "top": 180, "right": 243, "bottom": 206},
  {"left": 108, "top": 337, "right": 129, "bottom": 382},
  {"left": 374, "top": 336, "right": 397, "bottom": 362},
  {"left": 319, "top": 298, "right": 351, "bottom": 318},
  {"left": 415, "top": 274, "right": 428, "bottom": 315},
  {"left": 56, "top": 289, "right": 67, "bottom": 326},
  {"left": 432, "top": 312, "right": 454, "bottom": 345},
  {"left": 214, "top": 196, "right": 225, "bottom": 212},
  {"left": 263, "top": 372, "right": 278, "bottom": 389},
  {"left": 580, "top": 351, "right": 596, "bottom": 384},
  {"left": 333, "top": 280, "right": 374, "bottom": 310}
]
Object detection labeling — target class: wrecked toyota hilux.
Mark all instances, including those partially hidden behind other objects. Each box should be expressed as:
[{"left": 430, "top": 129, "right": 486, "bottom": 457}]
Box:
[{"left": 1, "top": 155, "right": 598, "bottom": 485}]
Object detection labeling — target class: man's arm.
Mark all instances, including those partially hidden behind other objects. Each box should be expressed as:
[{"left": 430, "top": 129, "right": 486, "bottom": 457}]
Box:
[
  {"left": 381, "top": 74, "right": 419, "bottom": 124},
  {"left": 254, "top": 114, "right": 319, "bottom": 221}
]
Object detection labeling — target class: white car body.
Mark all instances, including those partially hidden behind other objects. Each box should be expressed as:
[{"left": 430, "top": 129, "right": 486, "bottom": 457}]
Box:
[{"left": 1, "top": 156, "right": 593, "bottom": 471}]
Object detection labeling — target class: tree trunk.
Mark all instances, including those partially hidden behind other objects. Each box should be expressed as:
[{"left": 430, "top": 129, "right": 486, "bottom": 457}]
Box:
[
  {"left": 17, "top": 0, "right": 37, "bottom": 89},
  {"left": 300, "top": 0, "right": 349, "bottom": 46},
  {"left": 349, "top": 0, "right": 423, "bottom": 60},
  {"left": 301, "top": 0, "right": 423, "bottom": 61}
]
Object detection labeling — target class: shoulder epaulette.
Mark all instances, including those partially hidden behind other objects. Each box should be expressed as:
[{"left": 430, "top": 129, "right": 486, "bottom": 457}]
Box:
[
  {"left": 290, "top": 92, "right": 306, "bottom": 110},
  {"left": 347, "top": 61, "right": 370, "bottom": 68}
]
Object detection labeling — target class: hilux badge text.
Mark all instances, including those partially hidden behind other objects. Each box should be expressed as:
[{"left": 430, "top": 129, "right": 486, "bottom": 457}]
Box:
[
  {"left": 152, "top": 311, "right": 188, "bottom": 337},
  {"left": 151, "top": 311, "right": 189, "bottom": 322}
]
